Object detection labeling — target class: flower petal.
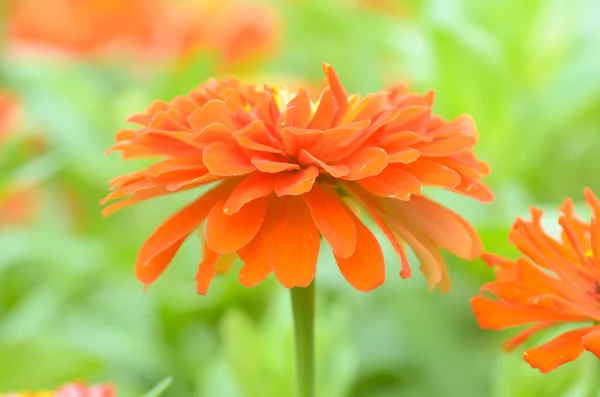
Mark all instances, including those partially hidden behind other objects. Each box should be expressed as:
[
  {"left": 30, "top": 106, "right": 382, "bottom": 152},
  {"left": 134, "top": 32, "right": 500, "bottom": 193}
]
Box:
[
  {"left": 339, "top": 147, "right": 388, "bottom": 181},
  {"left": 205, "top": 196, "right": 268, "bottom": 254},
  {"left": 251, "top": 153, "right": 300, "bottom": 173},
  {"left": 223, "top": 173, "right": 277, "bottom": 214},
  {"left": 145, "top": 158, "right": 206, "bottom": 177},
  {"left": 135, "top": 237, "right": 186, "bottom": 287},
  {"left": 203, "top": 141, "right": 256, "bottom": 176},
  {"left": 302, "top": 184, "right": 357, "bottom": 258},
  {"left": 387, "top": 148, "right": 420, "bottom": 164},
  {"left": 196, "top": 244, "right": 219, "bottom": 295},
  {"left": 298, "top": 149, "right": 349, "bottom": 178},
  {"left": 188, "top": 99, "right": 234, "bottom": 132},
  {"left": 523, "top": 327, "right": 592, "bottom": 373},
  {"left": 188, "top": 123, "right": 233, "bottom": 144},
  {"left": 236, "top": 119, "right": 284, "bottom": 153},
  {"left": 136, "top": 183, "right": 234, "bottom": 268},
  {"left": 358, "top": 164, "right": 421, "bottom": 200},
  {"left": 471, "top": 296, "right": 586, "bottom": 329},
  {"left": 503, "top": 323, "right": 557, "bottom": 352},
  {"left": 270, "top": 196, "right": 320, "bottom": 288},
  {"left": 334, "top": 212, "right": 385, "bottom": 291},
  {"left": 237, "top": 201, "right": 280, "bottom": 287},
  {"left": 582, "top": 326, "right": 600, "bottom": 358},
  {"left": 308, "top": 88, "right": 337, "bottom": 130},
  {"left": 274, "top": 167, "right": 319, "bottom": 196},
  {"left": 392, "top": 195, "right": 483, "bottom": 259},
  {"left": 402, "top": 159, "right": 461, "bottom": 188}
]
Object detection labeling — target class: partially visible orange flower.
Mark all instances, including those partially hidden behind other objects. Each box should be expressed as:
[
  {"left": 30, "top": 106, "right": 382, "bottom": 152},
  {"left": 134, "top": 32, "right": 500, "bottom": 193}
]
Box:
[
  {"left": 166, "top": 0, "right": 279, "bottom": 67},
  {"left": 472, "top": 189, "right": 600, "bottom": 373},
  {"left": 0, "top": 382, "right": 115, "bottom": 397},
  {"left": 0, "top": 185, "right": 38, "bottom": 228},
  {"left": 0, "top": 92, "right": 19, "bottom": 141},
  {"left": 7, "top": 0, "right": 279, "bottom": 66},
  {"left": 103, "top": 63, "right": 492, "bottom": 295},
  {"left": 7, "top": 0, "right": 161, "bottom": 57}
]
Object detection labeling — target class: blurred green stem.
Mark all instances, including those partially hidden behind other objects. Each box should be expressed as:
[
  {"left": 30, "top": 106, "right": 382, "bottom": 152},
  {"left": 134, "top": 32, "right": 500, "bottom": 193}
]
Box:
[{"left": 291, "top": 281, "right": 315, "bottom": 397}]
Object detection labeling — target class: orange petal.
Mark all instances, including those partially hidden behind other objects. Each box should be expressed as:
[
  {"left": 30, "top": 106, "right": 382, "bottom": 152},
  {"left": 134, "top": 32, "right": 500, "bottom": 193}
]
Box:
[
  {"left": 188, "top": 99, "right": 234, "bottom": 132},
  {"left": 393, "top": 195, "right": 483, "bottom": 259},
  {"left": 414, "top": 135, "right": 476, "bottom": 156},
  {"left": 358, "top": 164, "right": 421, "bottom": 200},
  {"left": 237, "top": 201, "right": 280, "bottom": 287},
  {"left": 302, "top": 184, "right": 357, "bottom": 258},
  {"left": 188, "top": 123, "right": 233, "bottom": 144},
  {"left": 523, "top": 327, "right": 592, "bottom": 373},
  {"left": 334, "top": 213, "right": 385, "bottom": 291},
  {"left": 382, "top": 212, "right": 445, "bottom": 291},
  {"left": 134, "top": 134, "right": 203, "bottom": 158},
  {"left": 339, "top": 147, "right": 388, "bottom": 181},
  {"left": 308, "top": 88, "right": 337, "bottom": 130},
  {"left": 387, "top": 148, "right": 420, "bottom": 164},
  {"left": 205, "top": 196, "right": 268, "bottom": 254},
  {"left": 274, "top": 167, "right": 319, "bottom": 196},
  {"left": 402, "top": 159, "right": 461, "bottom": 188},
  {"left": 223, "top": 173, "right": 277, "bottom": 214},
  {"left": 135, "top": 237, "right": 186, "bottom": 287},
  {"left": 145, "top": 157, "right": 206, "bottom": 177},
  {"left": 582, "top": 327, "right": 600, "bottom": 358},
  {"left": 236, "top": 119, "right": 283, "bottom": 153},
  {"left": 308, "top": 120, "right": 371, "bottom": 157},
  {"left": 251, "top": 153, "right": 300, "bottom": 173},
  {"left": 271, "top": 196, "right": 320, "bottom": 288},
  {"left": 298, "top": 149, "right": 350, "bottom": 178},
  {"left": 344, "top": 186, "right": 412, "bottom": 279},
  {"left": 203, "top": 141, "right": 256, "bottom": 176},
  {"left": 503, "top": 323, "right": 557, "bottom": 352},
  {"left": 196, "top": 244, "right": 219, "bottom": 295},
  {"left": 284, "top": 89, "right": 311, "bottom": 128},
  {"left": 322, "top": 62, "right": 348, "bottom": 123},
  {"left": 136, "top": 183, "right": 234, "bottom": 268},
  {"left": 471, "top": 296, "right": 586, "bottom": 329}
]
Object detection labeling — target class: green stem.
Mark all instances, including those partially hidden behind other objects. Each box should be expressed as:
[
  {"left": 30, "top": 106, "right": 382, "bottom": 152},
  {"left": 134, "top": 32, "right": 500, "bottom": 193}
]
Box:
[{"left": 290, "top": 281, "right": 316, "bottom": 397}]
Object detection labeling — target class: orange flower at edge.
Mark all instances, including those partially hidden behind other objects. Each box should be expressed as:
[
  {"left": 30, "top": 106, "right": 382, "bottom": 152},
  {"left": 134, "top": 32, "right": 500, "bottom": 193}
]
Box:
[
  {"left": 103, "top": 63, "right": 492, "bottom": 294},
  {"left": 472, "top": 189, "right": 600, "bottom": 373}
]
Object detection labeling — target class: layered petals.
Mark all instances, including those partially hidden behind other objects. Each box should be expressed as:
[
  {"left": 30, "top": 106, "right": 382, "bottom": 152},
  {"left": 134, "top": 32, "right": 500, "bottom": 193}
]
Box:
[
  {"left": 472, "top": 189, "right": 600, "bottom": 372},
  {"left": 104, "top": 63, "right": 491, "bottom": 293}
]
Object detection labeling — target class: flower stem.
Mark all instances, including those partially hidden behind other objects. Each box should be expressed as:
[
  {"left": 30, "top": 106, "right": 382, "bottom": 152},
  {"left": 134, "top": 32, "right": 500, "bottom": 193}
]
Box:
[{"left": 290, "top": 281, "right": 316, "bottom": 397}]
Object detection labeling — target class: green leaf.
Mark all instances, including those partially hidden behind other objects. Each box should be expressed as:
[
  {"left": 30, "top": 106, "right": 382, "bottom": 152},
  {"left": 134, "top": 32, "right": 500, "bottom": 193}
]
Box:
[{"left": 141, "top": 377, "right": 173, "bottom": 397}]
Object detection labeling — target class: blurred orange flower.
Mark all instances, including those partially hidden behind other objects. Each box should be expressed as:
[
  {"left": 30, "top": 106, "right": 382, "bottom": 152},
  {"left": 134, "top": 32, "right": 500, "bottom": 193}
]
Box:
[
  {"left": 0, "top": 92, "right": 18, "bottom": 140},
  {"left": 191, "top": 0, "right": 278, "bottom": 65},
  {"left": 0, "top": 185, "right": 38, "bottom": 228},
  {"left": 7, "top": 0, "right": 160, "bottom": 57},
  {"left": 103, "top": 63, "right": 492, "bottom": 294},
  {"left": 1, "top": 382, "right": 115, "bottom": 397},
  {"left": 472, "top": 189, "right": 600, "bottom": 373},
  {"left": 7, "top": 0, "right": 278, "bottom": 65}
]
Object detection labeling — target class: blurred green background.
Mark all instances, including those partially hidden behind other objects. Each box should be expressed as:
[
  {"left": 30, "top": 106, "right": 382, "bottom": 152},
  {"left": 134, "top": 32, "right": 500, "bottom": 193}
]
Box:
[{"left": 1, "top": 0, "right": 600, "bottom": 396}]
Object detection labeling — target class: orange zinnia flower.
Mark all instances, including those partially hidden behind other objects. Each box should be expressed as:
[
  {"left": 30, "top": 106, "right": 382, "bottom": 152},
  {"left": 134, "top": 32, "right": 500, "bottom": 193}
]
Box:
[
  {"left": 1, "top": 382, "right": 115, "bottom": 397},
  {"left": 472, "top": 189, "right": 600, "bottom": 373},
  {"left": 103, "top": 63, "right": 492, "bottom": 294}
]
